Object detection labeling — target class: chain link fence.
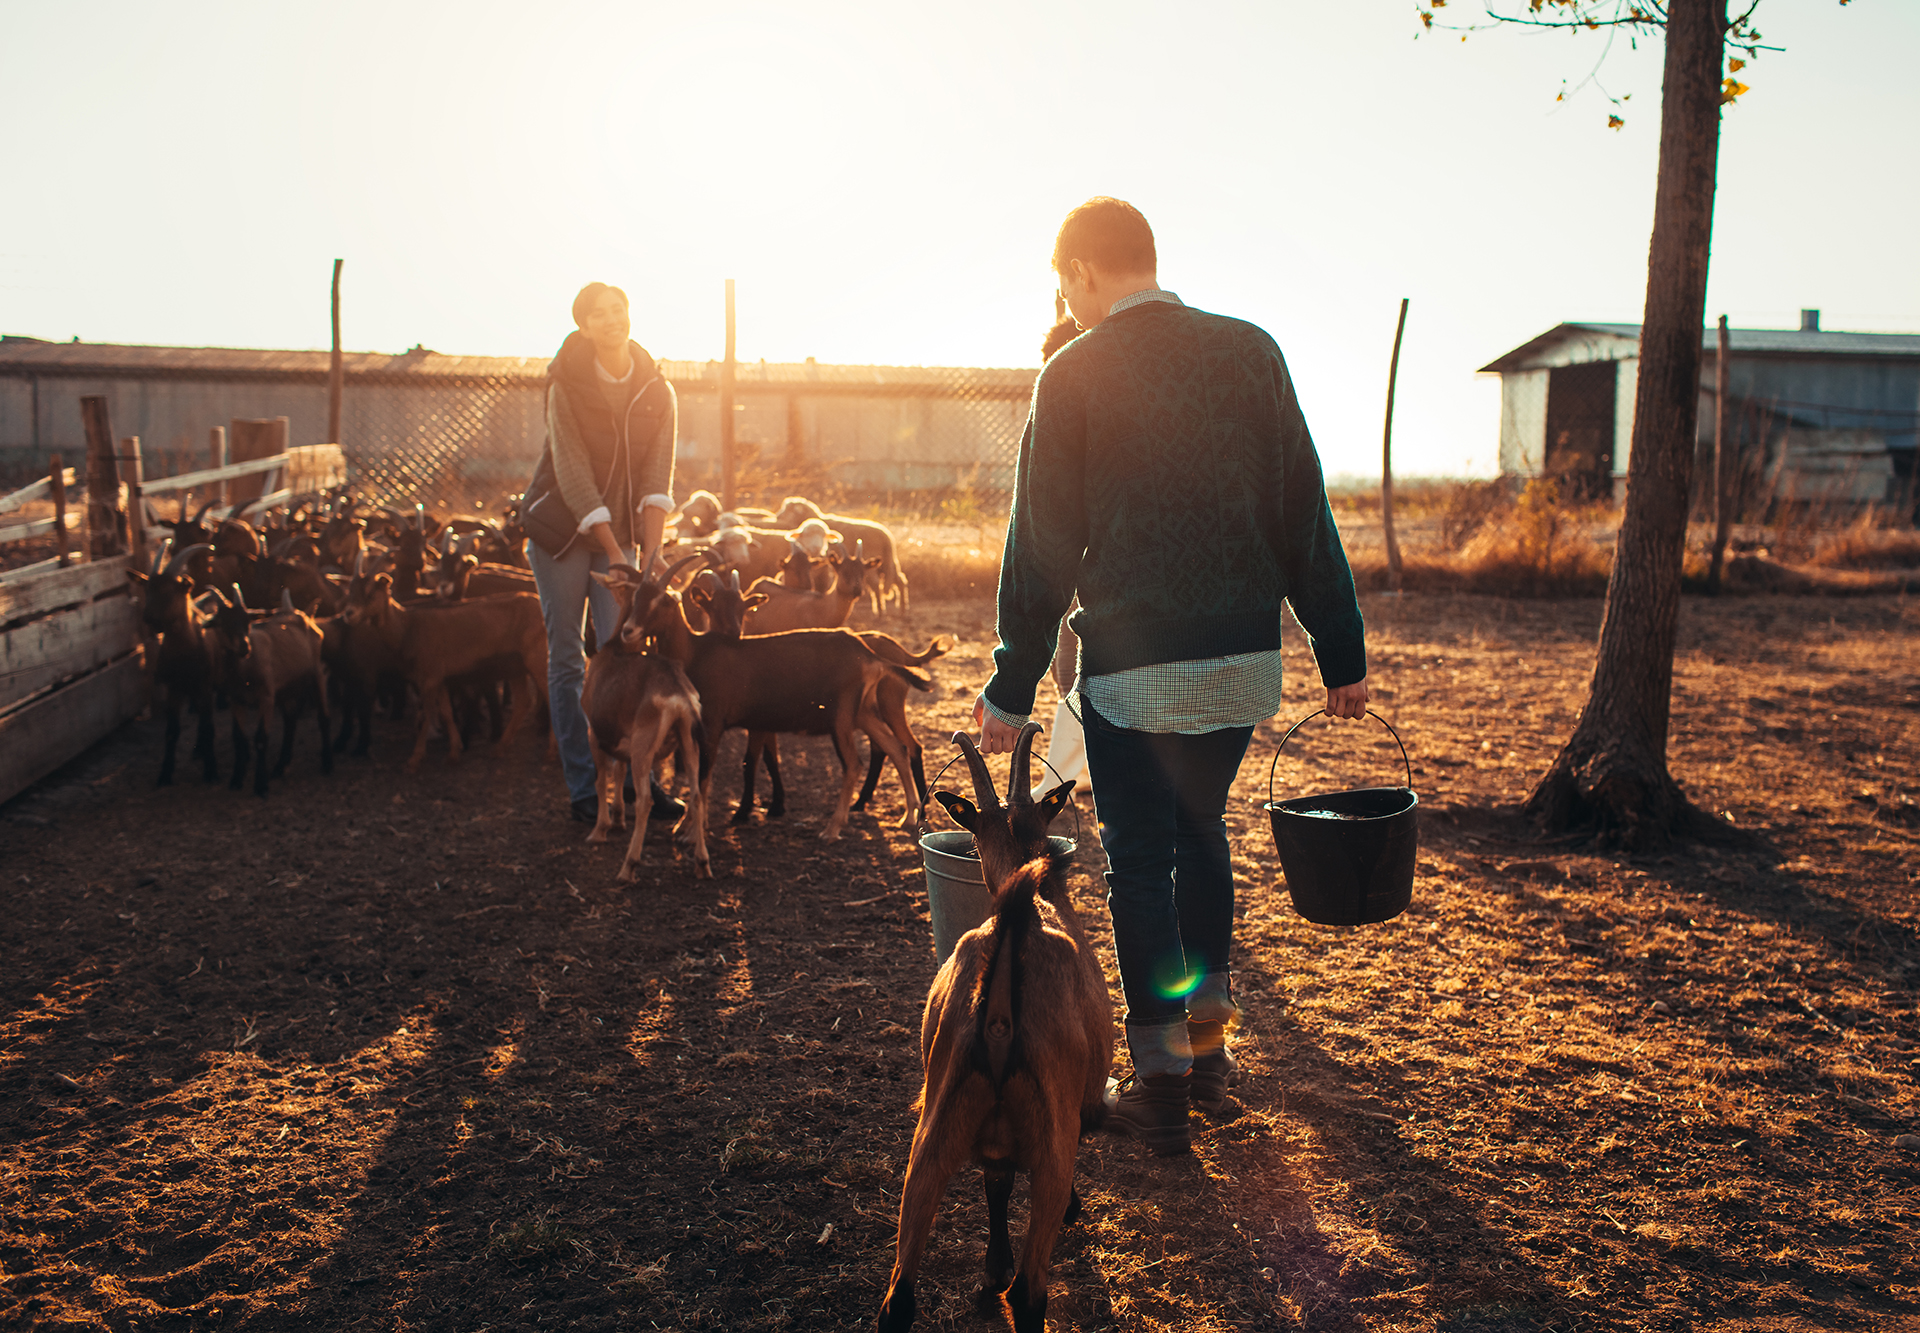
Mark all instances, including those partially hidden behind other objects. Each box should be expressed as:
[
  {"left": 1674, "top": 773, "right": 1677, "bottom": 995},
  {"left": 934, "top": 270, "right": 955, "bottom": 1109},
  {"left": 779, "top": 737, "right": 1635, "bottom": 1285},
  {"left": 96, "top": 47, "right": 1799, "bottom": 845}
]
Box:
[{"left": 333, "top": 361, "right": 1037, "bottom": 518}]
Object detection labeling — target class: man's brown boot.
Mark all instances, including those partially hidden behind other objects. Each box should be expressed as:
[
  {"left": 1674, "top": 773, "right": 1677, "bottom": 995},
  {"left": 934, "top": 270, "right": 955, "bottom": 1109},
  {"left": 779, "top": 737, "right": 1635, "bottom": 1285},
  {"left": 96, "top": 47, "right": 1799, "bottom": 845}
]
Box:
[
  {"left": 1104, "top": 1072, "right": 1191, "bottom": 1156},
  {"left": 1188, "top": 1019, "right": 1240, "bottom": 1115}
]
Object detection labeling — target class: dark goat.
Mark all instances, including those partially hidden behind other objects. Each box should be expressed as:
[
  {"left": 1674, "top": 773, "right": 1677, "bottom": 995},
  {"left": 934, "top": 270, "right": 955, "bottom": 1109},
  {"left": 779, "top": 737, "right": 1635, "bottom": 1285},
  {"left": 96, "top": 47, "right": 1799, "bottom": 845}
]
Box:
[
  {"left": 877, "top": 726, "right": 1108, "bottom": 1333},
  {"left": 128, "top": 542, "right": 220, "bottom": 784},
  {"left": 203, "top": 588, "right": 332, "bottom": 797},
  {"left": 644, "top": 569, "right": 929, "bottom": 840}
]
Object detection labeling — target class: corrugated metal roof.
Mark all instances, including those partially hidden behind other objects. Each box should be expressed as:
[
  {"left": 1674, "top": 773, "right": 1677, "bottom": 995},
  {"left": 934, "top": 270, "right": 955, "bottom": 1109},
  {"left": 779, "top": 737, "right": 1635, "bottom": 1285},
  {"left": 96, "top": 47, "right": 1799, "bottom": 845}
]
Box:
[
  {"left": 0, "top": 338, "right": 1038, "bottom": 397},
  {"left": 1478, "top": 321, "right": 1920, "bottom": 374}
]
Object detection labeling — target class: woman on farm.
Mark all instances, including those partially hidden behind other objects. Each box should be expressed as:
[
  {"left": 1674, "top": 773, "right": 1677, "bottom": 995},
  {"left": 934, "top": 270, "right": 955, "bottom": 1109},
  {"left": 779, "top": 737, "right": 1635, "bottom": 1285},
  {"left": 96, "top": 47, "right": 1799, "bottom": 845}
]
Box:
[{"left": 520, "top": 282, "right": 682, "bottom": 825}]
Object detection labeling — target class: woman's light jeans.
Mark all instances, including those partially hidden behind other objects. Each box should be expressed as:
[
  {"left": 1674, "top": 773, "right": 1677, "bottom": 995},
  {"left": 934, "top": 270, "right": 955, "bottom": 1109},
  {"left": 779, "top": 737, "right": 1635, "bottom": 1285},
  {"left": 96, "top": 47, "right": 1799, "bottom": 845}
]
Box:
[{"left": 526, "top": 539, "right": 623, "bottom": 806}]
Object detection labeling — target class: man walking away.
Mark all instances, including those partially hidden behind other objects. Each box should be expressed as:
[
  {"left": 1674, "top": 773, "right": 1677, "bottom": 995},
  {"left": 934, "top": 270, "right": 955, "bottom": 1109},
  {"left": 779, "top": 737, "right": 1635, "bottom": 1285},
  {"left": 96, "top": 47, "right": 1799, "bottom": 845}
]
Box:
[{"left": 975, "top": 197, "right": 1369, "bottom": 1155}]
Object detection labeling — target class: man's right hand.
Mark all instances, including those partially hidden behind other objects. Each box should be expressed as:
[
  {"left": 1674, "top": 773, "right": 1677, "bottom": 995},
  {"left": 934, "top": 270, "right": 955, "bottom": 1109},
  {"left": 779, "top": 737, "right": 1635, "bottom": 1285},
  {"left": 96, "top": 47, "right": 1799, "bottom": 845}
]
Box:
[{"left": 1326, "top": 678, "right": 1369, "bottom": 719}]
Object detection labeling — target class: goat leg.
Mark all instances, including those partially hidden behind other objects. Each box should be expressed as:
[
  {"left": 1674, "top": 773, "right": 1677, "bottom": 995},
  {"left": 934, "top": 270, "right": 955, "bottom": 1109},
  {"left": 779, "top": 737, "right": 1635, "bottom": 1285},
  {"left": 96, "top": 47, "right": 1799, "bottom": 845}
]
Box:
[
  {"left": 979, "top": 1160, "right": 1017, "bottom": 1300},
  {"left": 228, "top": 712, "right": 250, "bottom": 791},
  {"left": 251, "top": 710, "right": 271, "bottom": 797},
  {"left": 441, "top": 687, "right": 465, "bottom": 764},
  {"left": 853, "top": 739, "right": 885, "bottom": 811},
  {"left": 733, "top": 735, "right": 761, "bottom": 825},
  {"left": 273, "top": 700, "right": 298, "bottom": 777},
  {"left": 158, "top": 697, "right": 181, "bottom": 787},
  {"left": 588, "top": 752, "right": 622, "bottom": 844},
  {"left": 314, "top": 678, "right": 332, "bottom": 775},
  {"left": 405, "top": 680, "right": 438, "bottom": 773},
  {"left": 676, "top": 715, "right": 711, "bottom": 879},
  {"left": 1007, "top": 1122, "right": 1079, "bottom": 1333},
  {"left": 195, "top": 700, "right": 218, "bottom": 782}
]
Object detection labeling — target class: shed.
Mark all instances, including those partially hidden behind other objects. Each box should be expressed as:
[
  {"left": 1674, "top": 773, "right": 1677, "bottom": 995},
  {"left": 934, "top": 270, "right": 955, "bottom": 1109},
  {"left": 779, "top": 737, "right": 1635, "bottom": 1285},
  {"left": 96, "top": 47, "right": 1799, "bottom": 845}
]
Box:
[{"left": 1478, "top": 314, "right": 1920, "bottom": 509}]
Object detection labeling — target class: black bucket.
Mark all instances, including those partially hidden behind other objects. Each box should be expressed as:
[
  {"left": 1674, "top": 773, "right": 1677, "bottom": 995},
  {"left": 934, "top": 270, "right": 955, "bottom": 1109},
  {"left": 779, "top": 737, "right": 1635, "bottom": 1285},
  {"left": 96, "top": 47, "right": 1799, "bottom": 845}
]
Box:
[{"left": 1264, "top": 710, "right": 1418, "bottom": 926}]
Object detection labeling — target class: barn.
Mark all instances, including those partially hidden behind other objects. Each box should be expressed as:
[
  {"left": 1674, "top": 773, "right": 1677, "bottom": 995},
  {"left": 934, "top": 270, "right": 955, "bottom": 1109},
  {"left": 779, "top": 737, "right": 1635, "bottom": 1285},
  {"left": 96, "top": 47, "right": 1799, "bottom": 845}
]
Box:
[
  {"left": 1479, "top": 313, "right": 1920, "bottom": 514},
  {"left": 0, "top": 337, "right": 1036, "bottom": 502}
]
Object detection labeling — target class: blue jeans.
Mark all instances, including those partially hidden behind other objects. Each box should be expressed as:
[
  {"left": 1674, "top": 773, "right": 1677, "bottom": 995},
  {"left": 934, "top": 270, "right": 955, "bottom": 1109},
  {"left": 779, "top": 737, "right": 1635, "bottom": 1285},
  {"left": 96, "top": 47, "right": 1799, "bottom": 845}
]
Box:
[
  {"left": 527, "top": 539, "right": 623, "bottom": 805},
  {"left": 1080, "top": 697, "right": 1253, "bottom": 1032}
]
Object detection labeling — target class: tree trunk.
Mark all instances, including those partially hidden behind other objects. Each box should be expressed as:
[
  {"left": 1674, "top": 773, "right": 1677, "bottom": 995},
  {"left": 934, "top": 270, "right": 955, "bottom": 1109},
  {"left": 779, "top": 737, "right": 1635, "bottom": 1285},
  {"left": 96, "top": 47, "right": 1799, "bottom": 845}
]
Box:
[{"left": 1525, "top": 0, "right": 1726, "bottom": 849}]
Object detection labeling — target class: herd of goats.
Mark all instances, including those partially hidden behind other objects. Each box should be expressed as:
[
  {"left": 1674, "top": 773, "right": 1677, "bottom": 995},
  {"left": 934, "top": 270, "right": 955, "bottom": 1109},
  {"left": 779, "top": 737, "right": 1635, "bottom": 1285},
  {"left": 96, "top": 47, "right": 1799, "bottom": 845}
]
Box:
[
  {"left": 127, "top": 485, "right": 1116, "bottom": 1330},
  {"left": 129, "top": 486, "right": 949, "bottom": 857}
]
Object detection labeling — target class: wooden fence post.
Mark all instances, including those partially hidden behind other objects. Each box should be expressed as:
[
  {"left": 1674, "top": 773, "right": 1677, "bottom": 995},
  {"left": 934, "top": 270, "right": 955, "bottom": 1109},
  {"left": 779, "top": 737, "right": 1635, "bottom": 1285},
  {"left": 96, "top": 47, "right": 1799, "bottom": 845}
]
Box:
[
  {"left": 209, "top": 426, "right": 228, "bottom": 506},
  {"left": 117, "top": 436, "right": 146, "bottom": 563},
  {"left": 80, "top": 395, "right": 122, "bottom": 558},
  {"left": 1381, "top": 298, "right": 1409, "bottom": 593},
  {"left": 1708, "top": 314, "right": 1733, "bottom": 591},
  {"left": 49, "top": 452, "right": 70, "bottom": 567},
  {"left": 721, "top": 278, "right": 737, "bottom": 512},
  {"left": 228, "top": 417, "right": 288, "bottom": 509},
  {"left": 329, "top": 258, "right": 345, "bottom": 447}
]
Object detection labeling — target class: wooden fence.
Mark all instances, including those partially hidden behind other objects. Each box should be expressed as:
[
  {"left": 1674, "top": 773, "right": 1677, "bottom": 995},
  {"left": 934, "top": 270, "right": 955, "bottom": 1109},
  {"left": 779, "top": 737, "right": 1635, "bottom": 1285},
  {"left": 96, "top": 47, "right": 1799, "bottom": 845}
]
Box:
[{"left": 0, "top": 394, "right": 346, "bottom": 807}]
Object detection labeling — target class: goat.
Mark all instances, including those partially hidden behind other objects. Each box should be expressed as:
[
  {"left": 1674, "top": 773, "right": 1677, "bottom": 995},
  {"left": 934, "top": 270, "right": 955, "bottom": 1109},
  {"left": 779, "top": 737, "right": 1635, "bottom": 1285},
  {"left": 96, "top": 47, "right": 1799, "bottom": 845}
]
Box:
[
  {"left": 128, "top": 541, "right": 220, "bottom": 784},
  {"left": 342, "top": 573, "right": 548, "bottom": 773},
  {"left": 582, "top": 559, "right": 710, "bottom": 881},
  {"left": 877, "top": 725, "right": 1109, "bottom": 1333},
  {"left": 703, "top": 523, "right": 794, "bottom": 587},
  {"left": 742, "top": 544, "right": 877, "bottom": 635},
  {"left": 202, "top": 587, "right": 333, "bottom": 797},
  {"left": 742, "top": 628, "right": 952, "bottom": 827},
  {"left": 434, "top": 537, "right": 538, "bottom": 601},
  {"left": 670, "top": 489, "right": 724, "bottom": 540},
  {"left": 644, "top": 569, "right": 928, "bottom": 840},
  {"left": 773, "top": 497, "right": 908, "bottom": 613}
]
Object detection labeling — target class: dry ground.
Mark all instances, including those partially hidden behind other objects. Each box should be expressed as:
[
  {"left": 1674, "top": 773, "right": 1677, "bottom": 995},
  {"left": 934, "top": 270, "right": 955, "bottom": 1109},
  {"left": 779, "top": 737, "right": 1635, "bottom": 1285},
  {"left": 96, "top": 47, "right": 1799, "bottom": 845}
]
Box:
[{"left": 2, "top": 589, "right": 1917, "bottom": 1332}]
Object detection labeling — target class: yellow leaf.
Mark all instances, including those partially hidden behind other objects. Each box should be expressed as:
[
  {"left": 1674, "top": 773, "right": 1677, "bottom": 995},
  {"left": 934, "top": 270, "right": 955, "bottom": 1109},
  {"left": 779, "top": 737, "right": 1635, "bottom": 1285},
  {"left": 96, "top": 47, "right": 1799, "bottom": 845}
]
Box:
[
  {"left": 1720, "top": 78, "right": 1750, "bottom": 104},
  {"left": 1729, "top": 57, "right": 1745, "bottom": 72},
  {"left": 1432, "top": 0, "right": 1446, "bottom": 7},
  {"left": 1420, "top": 9, "right": 1432, "bottom": 29},
  {"left": 1607, "top": 115, "right": 1625, "bottom": 130}
]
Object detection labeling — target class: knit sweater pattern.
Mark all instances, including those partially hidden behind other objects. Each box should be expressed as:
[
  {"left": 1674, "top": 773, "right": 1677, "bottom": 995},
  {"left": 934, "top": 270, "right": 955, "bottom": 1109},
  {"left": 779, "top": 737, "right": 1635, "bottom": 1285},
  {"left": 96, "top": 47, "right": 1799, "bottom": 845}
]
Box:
[{"left": 983, "top": 300, "right": 1366, "bottom": 720}]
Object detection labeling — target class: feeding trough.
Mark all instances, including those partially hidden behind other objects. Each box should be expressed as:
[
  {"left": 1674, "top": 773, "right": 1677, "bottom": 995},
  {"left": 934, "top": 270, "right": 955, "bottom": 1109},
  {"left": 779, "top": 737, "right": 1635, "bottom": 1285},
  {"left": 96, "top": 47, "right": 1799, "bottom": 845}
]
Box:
[
  {"left": 1264, "top": 709, "right": 1418, "bottom": 926},
  {"left": 916, "top": 733, "right": 1079, "bottom": 965}
]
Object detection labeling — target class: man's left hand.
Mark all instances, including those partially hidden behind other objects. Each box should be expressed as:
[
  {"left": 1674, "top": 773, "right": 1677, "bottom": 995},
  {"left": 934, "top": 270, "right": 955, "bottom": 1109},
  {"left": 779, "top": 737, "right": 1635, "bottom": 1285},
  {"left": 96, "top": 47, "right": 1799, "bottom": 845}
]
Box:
[
  {"left": 972, "top": 695, "right": 1022, "bottom": 756},
  {"left": 1326, "top": 678, "right": 1369, "bottom": 719}
]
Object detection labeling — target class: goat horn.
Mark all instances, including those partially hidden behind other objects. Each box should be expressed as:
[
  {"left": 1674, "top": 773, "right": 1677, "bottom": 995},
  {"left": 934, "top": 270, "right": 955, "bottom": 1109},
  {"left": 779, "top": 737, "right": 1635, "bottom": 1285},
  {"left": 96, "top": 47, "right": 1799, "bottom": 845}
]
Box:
[
  {"left": 855, "top": 538, "right": 865, "bottom": 561},
  {"left": 148, "top": 539, "right": 169, "bottom": 577},
  {"left": 949, "top": 731, "right": 1003, "bottom": 813},
  {"left": 1009, "top": 721, "right": 1044, "bottom": 807},
  {"left": 355, "top": 549, "right": 367, "bottom": 577},
  {"left": 280, "top": 589, "right": 295, "bottom": 614},
  {"left": 729, "top": 569, "right": 742, "bottom": 593},
  {"left": 163, "top": 542, "right": 213, "bottom": 579},
  {"left": 654, "top": 551, "right": 706, "bottom": 587},
  {"left": 230, "top": 583, "right": 249, "bottom": 610}
]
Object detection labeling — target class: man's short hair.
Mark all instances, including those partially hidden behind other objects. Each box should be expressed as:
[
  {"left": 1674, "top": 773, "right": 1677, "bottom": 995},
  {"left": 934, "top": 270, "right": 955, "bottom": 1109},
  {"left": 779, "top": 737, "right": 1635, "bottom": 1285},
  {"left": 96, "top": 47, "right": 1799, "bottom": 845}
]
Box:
[
  {"left": 1051, "top": 198, "right": 1155, "bottom": 276},
  {"left": 572, "top": 282, "right": 629, "bottom": 328}
]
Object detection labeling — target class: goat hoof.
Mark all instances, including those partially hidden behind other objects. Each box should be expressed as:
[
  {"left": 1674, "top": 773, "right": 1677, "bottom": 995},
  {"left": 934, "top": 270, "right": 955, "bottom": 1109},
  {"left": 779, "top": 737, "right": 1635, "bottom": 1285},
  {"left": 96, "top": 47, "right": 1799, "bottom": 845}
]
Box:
[{"left": 587, "top": 829, "right": 610, "bottom": 845}]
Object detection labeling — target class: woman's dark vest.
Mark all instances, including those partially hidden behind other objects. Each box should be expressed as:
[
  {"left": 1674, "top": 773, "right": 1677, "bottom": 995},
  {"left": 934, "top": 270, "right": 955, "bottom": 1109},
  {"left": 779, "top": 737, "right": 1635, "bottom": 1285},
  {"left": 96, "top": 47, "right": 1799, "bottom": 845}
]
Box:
[{"left": 521, "top": 333, "right": 672, "bottom": 557}]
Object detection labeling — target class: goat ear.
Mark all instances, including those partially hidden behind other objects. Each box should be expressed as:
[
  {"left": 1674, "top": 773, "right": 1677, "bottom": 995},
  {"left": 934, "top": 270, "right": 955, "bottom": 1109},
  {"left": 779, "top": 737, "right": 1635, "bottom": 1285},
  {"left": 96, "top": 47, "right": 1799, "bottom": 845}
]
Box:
[
  {"left": 1037, "top": 780, "right": 1076, "bottom": 824},
  {"left": 933, "top": 791, "right": 979, "bottom": 832},
  {"left": 688, "top": 587, "right": 713, "bottom": 609},
  {"left": 744, "top": 592, "right": 771, "bottom": 611}
]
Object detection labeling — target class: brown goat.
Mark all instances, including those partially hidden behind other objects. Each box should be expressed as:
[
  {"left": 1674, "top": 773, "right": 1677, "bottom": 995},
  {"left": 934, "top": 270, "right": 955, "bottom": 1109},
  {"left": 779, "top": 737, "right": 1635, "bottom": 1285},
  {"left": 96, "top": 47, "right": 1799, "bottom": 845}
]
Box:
[
  {"left": 582, "top": 562, "right": 710, "bottom": 881},
  {"left": 741, "top": 545, "right": 877, "bottom": 635},
  {"left": 644, "top": 571, "right": 928, "bottom": 840},
  {"left": 877, "top": 725, "right": 1110, "bottom": 1333},
  {"left": 203, "top": 588, "right": 333, "bottom": 797},
  {"left": 343, "top": 573, "right": 548, "bottom": 773}
]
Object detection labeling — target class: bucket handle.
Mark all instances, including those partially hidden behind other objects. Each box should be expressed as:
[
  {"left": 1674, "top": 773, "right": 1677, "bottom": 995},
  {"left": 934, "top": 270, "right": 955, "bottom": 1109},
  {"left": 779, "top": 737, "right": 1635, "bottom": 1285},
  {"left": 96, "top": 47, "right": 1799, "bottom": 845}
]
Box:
[
  {"left": 1267, "top": 709, "right": 1413, "bottom": 808},
  {"left": 915, "top": 746, "right": 1084, "bottom": 847}
]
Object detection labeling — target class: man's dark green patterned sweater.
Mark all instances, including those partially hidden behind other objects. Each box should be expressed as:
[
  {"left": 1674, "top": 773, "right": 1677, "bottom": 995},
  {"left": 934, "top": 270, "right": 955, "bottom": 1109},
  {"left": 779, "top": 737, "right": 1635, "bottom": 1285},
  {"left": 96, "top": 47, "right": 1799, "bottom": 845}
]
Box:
[{"left": 982, "top": 298, "right": 1366, "bottom": 721}]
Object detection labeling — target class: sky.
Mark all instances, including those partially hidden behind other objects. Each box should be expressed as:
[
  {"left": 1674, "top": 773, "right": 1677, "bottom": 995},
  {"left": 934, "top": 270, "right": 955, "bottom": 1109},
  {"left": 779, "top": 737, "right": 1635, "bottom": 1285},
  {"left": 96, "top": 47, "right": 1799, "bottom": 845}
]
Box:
[{"left": 3, "top": 0, "right": 1914, "bottom": 478}]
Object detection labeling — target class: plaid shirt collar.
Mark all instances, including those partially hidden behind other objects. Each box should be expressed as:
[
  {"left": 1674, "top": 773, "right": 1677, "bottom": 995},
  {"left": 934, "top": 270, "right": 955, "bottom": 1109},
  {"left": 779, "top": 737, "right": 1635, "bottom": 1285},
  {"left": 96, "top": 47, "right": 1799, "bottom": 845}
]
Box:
[{"left": 1106, "top": 288, "right": 1183, "bottom": 317}]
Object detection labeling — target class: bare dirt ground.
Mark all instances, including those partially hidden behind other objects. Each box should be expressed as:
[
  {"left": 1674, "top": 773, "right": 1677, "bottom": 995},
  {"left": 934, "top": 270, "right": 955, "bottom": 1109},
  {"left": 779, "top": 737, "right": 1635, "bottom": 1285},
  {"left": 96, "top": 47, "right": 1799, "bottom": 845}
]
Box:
[{"left": 2, "top": 590, "right": 1917, "bottom": 1332}]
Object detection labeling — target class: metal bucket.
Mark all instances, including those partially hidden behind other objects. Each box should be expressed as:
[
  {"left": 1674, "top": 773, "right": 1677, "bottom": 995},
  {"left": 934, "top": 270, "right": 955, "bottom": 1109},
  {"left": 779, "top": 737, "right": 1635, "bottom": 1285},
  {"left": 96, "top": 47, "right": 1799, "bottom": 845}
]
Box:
[
  {"left": 1264, "top": 710, "right": 1419, "bottom": 927},
  {"left": 917, "top": 745, "right": 1081, "bottom": 964},
  {"left": 918, "top": 831, "right": 1079, "bottom": 964}
]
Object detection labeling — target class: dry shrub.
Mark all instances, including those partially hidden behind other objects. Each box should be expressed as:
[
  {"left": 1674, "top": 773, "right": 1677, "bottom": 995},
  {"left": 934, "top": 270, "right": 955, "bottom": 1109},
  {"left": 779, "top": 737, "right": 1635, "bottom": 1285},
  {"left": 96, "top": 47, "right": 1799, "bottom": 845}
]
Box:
[
  {"left": 1351, "top": 478, "right": 1613, "bottom": 598},
  {"left": 1808, "top": 519, "right": 1920, "bottom": 570},
  {"left": 1437, "top": 479, "right": 1513, "bottom": 551}
]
